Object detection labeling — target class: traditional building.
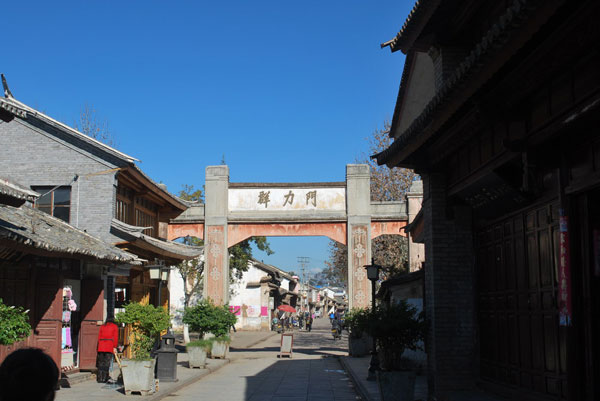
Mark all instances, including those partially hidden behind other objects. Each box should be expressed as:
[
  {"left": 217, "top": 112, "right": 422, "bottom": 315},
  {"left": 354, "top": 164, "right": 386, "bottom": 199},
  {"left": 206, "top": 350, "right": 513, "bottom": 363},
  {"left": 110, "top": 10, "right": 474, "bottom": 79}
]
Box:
[
  {"left": 0, "top": 84, "right": 202, "bottom": 318},
  {"left": 0, "top": 178, "right": 136, "bottom": 371},
  {"left": 376, "top": 1, "right": 600, "bottom": 400},
  {"left": 229, "top": 259, "right": 298, "bottom": 331}
]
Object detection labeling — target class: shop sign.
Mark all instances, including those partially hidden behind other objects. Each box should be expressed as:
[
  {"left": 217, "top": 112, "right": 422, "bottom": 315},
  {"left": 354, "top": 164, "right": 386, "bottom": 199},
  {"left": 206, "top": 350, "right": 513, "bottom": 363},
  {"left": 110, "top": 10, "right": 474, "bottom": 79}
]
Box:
[{"left": 558, "top": 209, "right": 572, "bottom": 326}]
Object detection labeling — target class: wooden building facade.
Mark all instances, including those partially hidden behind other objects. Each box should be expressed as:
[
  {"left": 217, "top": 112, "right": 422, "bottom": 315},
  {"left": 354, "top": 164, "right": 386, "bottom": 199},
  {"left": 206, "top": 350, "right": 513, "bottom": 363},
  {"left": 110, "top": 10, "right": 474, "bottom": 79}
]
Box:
[
  {"left": 376, "top": 1, "right": 600, "bottom": 400},
  {"left": 0, "top": 180, "right": 136, "bottom": 371}
]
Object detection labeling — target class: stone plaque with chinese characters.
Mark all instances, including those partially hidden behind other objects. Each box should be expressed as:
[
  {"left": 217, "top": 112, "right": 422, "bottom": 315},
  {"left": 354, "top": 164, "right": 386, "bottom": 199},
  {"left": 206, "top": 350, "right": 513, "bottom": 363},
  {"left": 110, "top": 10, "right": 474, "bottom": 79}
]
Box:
[{"left": 228, "top": 188, "right": 345, "bottom": 212}]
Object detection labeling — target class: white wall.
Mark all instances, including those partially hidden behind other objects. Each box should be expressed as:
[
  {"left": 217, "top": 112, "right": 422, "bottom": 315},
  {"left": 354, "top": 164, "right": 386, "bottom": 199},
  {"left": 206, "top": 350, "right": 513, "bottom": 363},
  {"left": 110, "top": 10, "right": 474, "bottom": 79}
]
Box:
[{"left": 229, "top": 264, "right": 265, "bottom": 330}]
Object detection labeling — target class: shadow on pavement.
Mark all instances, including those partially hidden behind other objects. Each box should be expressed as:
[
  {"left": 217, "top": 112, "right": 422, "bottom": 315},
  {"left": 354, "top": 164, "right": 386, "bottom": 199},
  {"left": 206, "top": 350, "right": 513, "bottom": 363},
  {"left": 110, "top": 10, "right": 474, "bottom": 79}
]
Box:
[{"left": 243, "top": 357, "right": 358, "bottom": 401}]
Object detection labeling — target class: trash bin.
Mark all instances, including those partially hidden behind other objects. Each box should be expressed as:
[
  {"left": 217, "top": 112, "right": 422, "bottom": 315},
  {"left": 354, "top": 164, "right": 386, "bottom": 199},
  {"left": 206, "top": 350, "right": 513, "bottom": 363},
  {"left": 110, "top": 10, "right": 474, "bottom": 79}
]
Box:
[{"left": 155, "top": 331, "right": 179, "bottom": 382}]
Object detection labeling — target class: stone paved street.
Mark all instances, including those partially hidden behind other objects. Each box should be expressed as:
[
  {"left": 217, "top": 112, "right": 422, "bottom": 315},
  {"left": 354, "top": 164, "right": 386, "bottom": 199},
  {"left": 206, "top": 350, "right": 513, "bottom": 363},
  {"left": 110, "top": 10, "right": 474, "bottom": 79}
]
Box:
[{"left": 164, "top": 317, "right": 359, "bottom": 401}]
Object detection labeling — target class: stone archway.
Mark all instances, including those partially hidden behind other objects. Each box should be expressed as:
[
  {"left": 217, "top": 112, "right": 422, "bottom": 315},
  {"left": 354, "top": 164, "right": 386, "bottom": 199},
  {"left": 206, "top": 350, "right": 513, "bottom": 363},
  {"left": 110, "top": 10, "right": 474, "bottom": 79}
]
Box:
[{"left": 168, "top": 164, "right": 411, "bottom": 308}]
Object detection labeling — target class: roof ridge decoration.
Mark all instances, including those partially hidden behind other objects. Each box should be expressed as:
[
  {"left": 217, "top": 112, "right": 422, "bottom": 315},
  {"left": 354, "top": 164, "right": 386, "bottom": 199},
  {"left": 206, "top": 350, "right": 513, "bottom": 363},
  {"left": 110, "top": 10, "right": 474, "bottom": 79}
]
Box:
[
  {"left": 375, "top": 0, "right": 537, "bottom": 166},
  {"left": 1, "top": 74, "right": 14, "bottom": 98}
]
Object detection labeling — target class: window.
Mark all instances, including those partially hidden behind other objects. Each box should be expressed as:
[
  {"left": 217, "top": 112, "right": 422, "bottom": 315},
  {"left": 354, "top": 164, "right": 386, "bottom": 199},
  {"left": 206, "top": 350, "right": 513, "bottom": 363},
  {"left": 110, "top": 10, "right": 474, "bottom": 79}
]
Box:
[
  {"left": 32, "top": 186, "right": 71, "bottom": 223},
  {"left": 115, "top": 185, "right": 133, "bottom": 224}
]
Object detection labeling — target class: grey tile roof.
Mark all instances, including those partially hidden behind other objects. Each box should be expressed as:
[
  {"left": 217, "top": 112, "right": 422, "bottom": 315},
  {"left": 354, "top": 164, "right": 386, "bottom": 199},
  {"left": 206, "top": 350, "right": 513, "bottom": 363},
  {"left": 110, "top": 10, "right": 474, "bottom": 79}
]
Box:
[
  {"left": 0, "top": 178, "right": 39, "bottom": 202},
  {"left": 0, "top": 204, "right": 139, "bottom": 263},
  {"left": 111, "top": 218, "right": 203, "bottom": 260}
]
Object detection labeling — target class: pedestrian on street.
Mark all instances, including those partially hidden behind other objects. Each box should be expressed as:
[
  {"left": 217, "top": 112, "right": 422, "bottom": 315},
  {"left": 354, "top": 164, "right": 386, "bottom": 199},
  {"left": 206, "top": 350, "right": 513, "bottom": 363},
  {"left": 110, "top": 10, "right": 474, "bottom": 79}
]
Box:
[
  {"left": 306, "top": 315, "right": 313, "bottom": 332},
  {"left": 96, "top": 317, "right": 119, "bottom": 384},
  {"left": 329, "top": 311, "right": 335, "bottom": 323},
  {"left": 0, "top": 348, "right": 59, "bottom": 401}
]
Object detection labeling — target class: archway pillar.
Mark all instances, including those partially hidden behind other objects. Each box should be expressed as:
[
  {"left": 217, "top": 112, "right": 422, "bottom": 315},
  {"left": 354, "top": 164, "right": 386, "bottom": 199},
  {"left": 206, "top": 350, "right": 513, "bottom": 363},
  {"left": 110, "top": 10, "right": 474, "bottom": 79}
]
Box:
[
  {"left": 203, "top": 166, "right": 230, "bottom": 305},
  {"left": 346, "top": 165, "right": 371, "bottom": 309}
]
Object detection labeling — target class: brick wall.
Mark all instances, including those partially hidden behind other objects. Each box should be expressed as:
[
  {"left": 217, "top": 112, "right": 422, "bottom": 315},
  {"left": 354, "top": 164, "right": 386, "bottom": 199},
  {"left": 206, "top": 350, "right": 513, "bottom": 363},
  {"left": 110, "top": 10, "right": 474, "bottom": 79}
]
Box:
[
  {"left": 422, "top": 172, "right": 477, "bottom": 395},
  {"left": 0, "top": 118, "right": 122, "bottom": 242}
]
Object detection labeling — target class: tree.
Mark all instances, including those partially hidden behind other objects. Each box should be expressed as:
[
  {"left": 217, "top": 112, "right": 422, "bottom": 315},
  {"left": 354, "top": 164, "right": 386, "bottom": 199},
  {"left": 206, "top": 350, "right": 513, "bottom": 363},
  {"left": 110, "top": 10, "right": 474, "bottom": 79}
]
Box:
[
  {"left": 366, "top": 122, "right": 416, "bottom": 278},
  {"left": 75, "top": 104, "right": 116, "bottom": 147},
  {"left": 326, "top": 122, "right": 417, "bottom": 283},
  {"left": 324, "top": 241, "right": 348, "bottom": 286},
  {"left": 229, "top": 236, "right": 273, "bottom": 282}
]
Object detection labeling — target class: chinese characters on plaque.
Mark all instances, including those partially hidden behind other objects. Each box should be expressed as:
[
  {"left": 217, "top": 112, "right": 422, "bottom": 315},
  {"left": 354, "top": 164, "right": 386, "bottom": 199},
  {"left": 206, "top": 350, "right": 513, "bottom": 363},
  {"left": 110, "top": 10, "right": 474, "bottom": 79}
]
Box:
[{"left": 257, "top": 190, "right": 317, "bottom": 208}]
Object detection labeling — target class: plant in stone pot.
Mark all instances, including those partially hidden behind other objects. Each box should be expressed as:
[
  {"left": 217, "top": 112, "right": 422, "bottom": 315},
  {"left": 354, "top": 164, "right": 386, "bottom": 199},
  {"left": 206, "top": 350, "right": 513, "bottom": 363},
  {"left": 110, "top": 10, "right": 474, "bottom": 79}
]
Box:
[
  {"left": 182, "top": 300, "right": 214, "bottom": 339},
  {"left": 207, "top": 304, "right": 236, "bottom": 359},
  {"left": 344, "top": 307, "right": 372, "bottom": 357},
  {"left": 115, "top": 302, "right": 170, "bottom": 395},
  {"left": 185, "top": 339, "right": 213, "bottom": 368},
  {"left": 183, "top": 300, "right": 236, "bottom": 359},
  {"left": 364, "top": 300, "right": 426, "bottom": 401}
]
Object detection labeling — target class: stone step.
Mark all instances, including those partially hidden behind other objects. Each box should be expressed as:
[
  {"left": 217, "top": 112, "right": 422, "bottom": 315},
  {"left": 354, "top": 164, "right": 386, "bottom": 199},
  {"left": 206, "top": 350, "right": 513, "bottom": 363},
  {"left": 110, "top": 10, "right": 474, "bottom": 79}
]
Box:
[{"left": 60, "top": 371, "right": 93, "bottom": 387}]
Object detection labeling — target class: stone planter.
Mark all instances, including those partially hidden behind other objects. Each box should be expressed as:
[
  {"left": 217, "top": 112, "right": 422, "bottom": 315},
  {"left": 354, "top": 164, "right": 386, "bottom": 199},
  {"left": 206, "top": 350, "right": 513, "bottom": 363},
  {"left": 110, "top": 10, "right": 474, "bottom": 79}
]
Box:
[
  {"left": 376, "top": 370, "right": 416, "bottom": 401},
  {"left": 187, "top": 346, "right": 208, "bottom": 368},
  {"left": 121, "top": 359, "right": 156, "bottom": 396},
  {"left": 348, "top": 334, "right": 372, "bottom": 357},
  {"left": 210, "top": 341, "right": 229, "bottom": 359}
]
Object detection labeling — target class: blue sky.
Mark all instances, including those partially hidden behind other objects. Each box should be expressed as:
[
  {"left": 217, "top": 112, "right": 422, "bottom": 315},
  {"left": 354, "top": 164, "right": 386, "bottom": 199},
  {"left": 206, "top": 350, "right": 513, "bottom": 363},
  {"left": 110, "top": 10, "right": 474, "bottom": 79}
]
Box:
[{"left": 2, "top": 1, "right": 412, "bottom": 273}]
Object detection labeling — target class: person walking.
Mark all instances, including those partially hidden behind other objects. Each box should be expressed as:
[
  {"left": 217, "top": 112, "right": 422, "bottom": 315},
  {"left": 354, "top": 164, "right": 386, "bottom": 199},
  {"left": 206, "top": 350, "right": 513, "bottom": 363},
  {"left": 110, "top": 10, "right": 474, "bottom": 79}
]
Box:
[
  {"left": 306, "top": 314, "right": 313, "bottom": 332},
  {"left": 96, "top": 317, "right": 119, "bottom": 383}
]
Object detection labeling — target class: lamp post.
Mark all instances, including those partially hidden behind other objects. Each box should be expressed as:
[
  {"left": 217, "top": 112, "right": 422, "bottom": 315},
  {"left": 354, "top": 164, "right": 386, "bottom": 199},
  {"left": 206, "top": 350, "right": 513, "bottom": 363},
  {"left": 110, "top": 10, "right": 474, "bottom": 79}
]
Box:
[
  {"left": 364, "top": 258, "right": 381, "bottom": 381},
  {"left": 157, "top": 266, "right": 170, "bottom": 310}
]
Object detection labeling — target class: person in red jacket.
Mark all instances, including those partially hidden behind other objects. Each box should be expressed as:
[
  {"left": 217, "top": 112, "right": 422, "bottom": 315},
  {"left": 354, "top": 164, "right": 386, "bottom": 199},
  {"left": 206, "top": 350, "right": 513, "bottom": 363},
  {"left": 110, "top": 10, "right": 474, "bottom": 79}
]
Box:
[{"left": 96, "top": 318, "right": 118, "bottom": 383}]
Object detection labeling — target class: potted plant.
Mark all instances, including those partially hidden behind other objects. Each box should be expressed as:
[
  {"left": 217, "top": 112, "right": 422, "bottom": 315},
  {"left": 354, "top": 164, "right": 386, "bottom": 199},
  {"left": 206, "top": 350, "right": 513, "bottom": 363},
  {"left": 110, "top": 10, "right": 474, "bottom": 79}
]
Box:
[
  {"left": 115, "top": 303, "right": 170, "bottom": 395},
  {"left": 364, "top": 300, "right": 426, "bottom": 401},
  {"left": 344, "top": 308, "right": 372, "bottom": 357},
  {"left": 185, "top": 339, "right": 212, "bottom": 368},
  {"left": 182, "top": 300, "right": 236, "bottom": 360},
  {"left": 0, "top": 298, "right": 31, "bottom": 346}
]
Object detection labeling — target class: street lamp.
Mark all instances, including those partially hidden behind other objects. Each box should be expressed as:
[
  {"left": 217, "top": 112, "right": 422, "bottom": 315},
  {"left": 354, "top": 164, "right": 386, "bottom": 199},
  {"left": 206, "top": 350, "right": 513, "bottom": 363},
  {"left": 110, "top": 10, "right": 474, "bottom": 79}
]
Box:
[
  {"left": 157, "top": 265, "right": 170, "bottom": 311},
  {"left": 364, "top": 258, "right": 381, "bottom": 381}
]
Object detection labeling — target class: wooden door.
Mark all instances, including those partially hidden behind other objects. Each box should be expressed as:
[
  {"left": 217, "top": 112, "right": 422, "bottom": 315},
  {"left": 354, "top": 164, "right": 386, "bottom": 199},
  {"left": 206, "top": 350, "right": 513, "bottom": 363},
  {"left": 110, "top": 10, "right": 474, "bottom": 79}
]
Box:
[
  {"left": 477, "top": 201, "right": 567, "bottom": 399},
  {"left": 33, "top": 264, "right": 63, "bottom": 369},
  {"left": 78, "top": 279, "right": 104, "bottom": 370}
]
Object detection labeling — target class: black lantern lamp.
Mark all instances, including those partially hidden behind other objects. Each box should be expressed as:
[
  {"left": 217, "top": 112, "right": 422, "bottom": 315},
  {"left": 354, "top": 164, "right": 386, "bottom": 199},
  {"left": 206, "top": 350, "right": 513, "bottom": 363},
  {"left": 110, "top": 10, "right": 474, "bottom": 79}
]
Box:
[{"left": 364, "top": 258, "right": 381, "bottom": 381}]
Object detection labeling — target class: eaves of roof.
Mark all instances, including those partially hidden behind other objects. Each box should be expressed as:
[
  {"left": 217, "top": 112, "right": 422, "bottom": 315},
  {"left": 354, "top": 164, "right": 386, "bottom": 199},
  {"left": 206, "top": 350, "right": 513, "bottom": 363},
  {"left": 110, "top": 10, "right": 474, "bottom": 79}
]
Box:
[
  {"left": 0, "top": 96, "right": 138, "bottom": 164},
  {"left": 0, "top": 178, "right": 39, "bottom": 202},
  {"left": 381, "top": 0, "right": 441, "bottom": 54},
  {"left": 121, "top": 166, "right": 188, "bottom": 211},
  {"left": 111, "top": 219, "right": 203, "bottom": 260},
  {"left": 0, "top": 205, "right": 138, "bottom": 264},
  {"left": 374, "top": 0, "right": 552, "bottom": 168},
  {"left": 250, "top": 258, "right": 296, "bottom": 282}
]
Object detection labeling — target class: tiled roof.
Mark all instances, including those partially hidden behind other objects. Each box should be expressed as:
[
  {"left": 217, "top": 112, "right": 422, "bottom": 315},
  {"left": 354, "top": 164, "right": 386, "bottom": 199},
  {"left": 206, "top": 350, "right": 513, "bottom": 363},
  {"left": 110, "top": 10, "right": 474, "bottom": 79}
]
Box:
[
  {"left": 0, "top": 204, "right": 138, "bottom": 263},
  {"left": 111, "top": 219, "right": 203, "bottom": 260},
  {"left": 0, "top": 178, "right": 39, "bottom": 202},
  {"left": 375, "top": 0, "right": 537, "bottom": 166}
]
